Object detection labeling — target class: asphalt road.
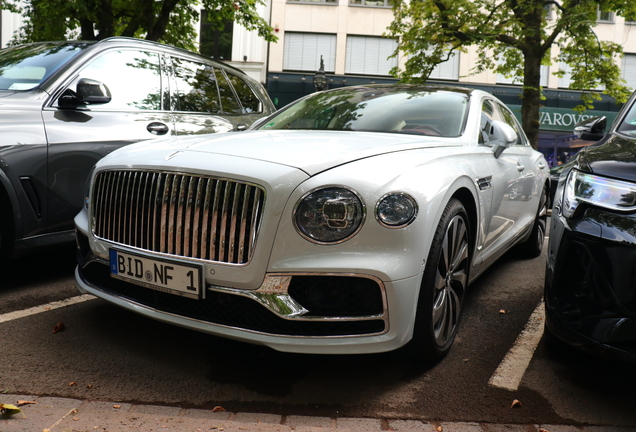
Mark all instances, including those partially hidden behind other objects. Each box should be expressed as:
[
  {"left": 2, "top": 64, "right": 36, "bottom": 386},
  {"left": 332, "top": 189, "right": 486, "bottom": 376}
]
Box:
[{"left": 1, "top": 231, "right": 635, "bottom": 429}]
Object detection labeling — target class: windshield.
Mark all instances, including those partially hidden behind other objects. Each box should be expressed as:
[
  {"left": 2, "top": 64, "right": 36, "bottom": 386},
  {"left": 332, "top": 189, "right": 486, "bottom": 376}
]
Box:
[
  {"left": 259, "top": 86, "right": 469, "bottom": 137},
  {"left": 0, "top": 42, "right": 91, "bottom": 91},
  {"left": 617, "top": 97, "right": 636, "bottom": 137}
]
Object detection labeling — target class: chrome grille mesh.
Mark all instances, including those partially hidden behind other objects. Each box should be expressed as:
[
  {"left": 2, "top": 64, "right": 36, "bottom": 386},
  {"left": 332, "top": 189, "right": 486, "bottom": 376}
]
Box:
[{"left": 92, "top": 170, "right": 265, "bottom": 264}]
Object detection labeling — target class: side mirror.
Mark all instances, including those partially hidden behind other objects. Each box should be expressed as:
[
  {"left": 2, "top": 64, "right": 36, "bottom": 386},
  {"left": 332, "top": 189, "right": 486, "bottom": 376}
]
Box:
[
  {"left": 76, "top": 78, "right": 111, "bottom": 104},
  {"left": 58, "top": 78, "right": 112, "bottom": 108},
  {"left": 489, "top": 120, "right": 518, "bottom": 158},
  {"left": 574, "top": 116, "right": 606, "bottom": 141}
]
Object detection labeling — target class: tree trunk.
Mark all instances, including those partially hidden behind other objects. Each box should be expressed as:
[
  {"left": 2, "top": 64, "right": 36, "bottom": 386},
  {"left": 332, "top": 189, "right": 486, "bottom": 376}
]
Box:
[
  {"left": 145, "top": 0, "right": 180, "bottom": 41},
  {"left": 80, "top": 18, "right": 97, "bottom": 40},
  {"left": 521, "top": 48, "right": 543, "bottom": 150},
  {"left": 97, "top": 0, "right": 114, "bottom": 38}
]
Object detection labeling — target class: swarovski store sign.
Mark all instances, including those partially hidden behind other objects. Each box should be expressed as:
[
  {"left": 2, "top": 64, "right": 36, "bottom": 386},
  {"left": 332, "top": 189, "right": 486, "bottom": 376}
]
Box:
[
  {"left": 507, "top": 105, "right": 620, "bottom": 166},
  {"left": 509, "top": 105, "right": 618, "bottom": 132}
]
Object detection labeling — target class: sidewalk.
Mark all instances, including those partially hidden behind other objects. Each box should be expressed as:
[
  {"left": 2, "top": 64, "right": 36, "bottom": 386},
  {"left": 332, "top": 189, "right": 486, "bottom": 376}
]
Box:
[{"left": 1, "top": 394, "right": 634, "bottom": 432}]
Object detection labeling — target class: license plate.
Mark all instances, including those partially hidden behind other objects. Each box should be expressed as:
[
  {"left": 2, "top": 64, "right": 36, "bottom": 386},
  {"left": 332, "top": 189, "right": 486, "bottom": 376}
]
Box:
[{"left": 109, "top": 249, "right": 202, "bottom": 299}]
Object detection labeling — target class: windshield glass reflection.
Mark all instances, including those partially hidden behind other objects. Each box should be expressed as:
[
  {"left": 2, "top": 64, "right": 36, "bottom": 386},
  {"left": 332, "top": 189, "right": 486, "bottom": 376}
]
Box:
[{"left": 259, "top": 86, "right": 469, "bottom": 137}]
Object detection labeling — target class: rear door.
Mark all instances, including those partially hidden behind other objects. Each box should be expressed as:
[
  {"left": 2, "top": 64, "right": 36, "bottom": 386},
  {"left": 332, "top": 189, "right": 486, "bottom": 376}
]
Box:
[{"left": 42, "top": 48, "right": 172, "bottom": 233}]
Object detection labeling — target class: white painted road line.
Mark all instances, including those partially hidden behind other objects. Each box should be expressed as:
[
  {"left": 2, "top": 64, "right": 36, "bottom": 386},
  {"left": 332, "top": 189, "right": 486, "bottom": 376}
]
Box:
[
  {"left": 488, "top": 300, "right": 545, "bottom": 391},
  {"left": 0, "top": 294, "right": 96, "bottom": 324}
]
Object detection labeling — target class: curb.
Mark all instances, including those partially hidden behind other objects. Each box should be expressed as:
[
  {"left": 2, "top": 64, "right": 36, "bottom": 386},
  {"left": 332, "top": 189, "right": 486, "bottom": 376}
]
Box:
[{"left": 2, "top": 395, "right": 635, "bottom": 432}]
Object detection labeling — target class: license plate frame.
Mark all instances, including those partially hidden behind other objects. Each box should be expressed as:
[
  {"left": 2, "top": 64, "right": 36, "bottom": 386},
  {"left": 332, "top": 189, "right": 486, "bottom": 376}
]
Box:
[{"left": 109, "top": 249, "right": 203, "bottom": 299}]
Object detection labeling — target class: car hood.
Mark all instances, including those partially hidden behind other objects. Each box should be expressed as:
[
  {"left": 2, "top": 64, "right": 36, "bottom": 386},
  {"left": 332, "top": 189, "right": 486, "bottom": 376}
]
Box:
[
  {"left": 124, "top": 130, "right": 461, "bottom": 177},
  {"left": 580, "top": 134, "right": 636, "bottom": 183}
]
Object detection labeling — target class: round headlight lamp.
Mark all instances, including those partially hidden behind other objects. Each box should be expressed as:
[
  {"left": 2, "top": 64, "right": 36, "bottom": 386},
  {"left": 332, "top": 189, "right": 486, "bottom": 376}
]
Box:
[
  {"left": 294, "top": 186, "right": 365, "bottom": 244},
  {"left": 375, "top": 192, "right": 418, "bottom": 228}
]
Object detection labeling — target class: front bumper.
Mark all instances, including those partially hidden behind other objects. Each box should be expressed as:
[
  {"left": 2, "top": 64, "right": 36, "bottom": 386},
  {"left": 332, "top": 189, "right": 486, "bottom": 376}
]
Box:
[
  {"left": 75, "top": 229, "right": 419, "bottom": 354},
  {"left": 545, "top": 207, "right": 636, "bottom": 362}
]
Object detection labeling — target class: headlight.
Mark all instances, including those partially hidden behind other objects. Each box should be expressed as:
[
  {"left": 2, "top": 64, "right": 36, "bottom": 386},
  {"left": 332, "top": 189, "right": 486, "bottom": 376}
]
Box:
[
  {"left": 375, "top": 192, "right": 418, "bottom": 228},
  {"left": 294, "top": 186, "right": 365, "bottom": 244},
  {"left": 562, "top": 169, "right": 636, "bottom": 218}
]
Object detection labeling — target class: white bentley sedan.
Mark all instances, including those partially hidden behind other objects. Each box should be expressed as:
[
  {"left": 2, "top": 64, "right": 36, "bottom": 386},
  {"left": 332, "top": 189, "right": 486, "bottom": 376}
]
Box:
[{"left": 75, "top": 84, "right": 549, "bottom": 361}]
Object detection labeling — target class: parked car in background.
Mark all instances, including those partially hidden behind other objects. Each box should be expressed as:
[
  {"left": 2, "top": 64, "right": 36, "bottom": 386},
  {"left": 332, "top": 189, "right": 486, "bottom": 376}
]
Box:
[
  {"left": 75, "top": 84, "right": 549, "bottom": 361},
  {"left": 545, "top": 91, "right": 636, "bottom": 363},
  {"left": 0, "top": 37, "right": 275, "bottom": 258},
  {"left": 547, "top": 116, "right": 609, "bottom": 208}
]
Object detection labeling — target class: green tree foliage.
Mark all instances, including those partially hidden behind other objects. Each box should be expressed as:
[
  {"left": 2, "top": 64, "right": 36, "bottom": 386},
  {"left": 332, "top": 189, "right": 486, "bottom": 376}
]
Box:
[
  {"left": 2, "top": 0, "right": 276, "bottom": 53},
  {"left": 387, "top": 0, "right": 636, "bottom": 148}
]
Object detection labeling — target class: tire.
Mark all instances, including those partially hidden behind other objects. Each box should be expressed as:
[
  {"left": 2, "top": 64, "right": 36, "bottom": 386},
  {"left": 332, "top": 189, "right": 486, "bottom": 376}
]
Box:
[
  {"left": 517, "top": 184, "right": 548, "bottom": 258},
  {"left": 409, "top": 198, "right": 470, "bottom": 362}
]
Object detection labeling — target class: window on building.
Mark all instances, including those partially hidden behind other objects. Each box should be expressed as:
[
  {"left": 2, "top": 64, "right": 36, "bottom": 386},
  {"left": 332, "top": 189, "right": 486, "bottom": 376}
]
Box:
[
  {"left": 345, "top": 36, "right": 397, "bottom": 76},
  {"left": 558, "top": 61, "right": 604, "bottom": 90},
  {"left": 199, "top": 10, "right": 233, "bottom": 60},
  {"left": 428, "top": 50, "right": 459, "bottom": 80},
  {"left": 497, "top": 65, "right": 549, "bottom": 86},
  {"left": 544, "top": 4, "right": 554, "bottom": 20},
  {"left": 283, "top": 32, "right": 337, "bottom": 72},
  {"left": 287, "top": 0, "right": 337, "bottom": 4},
  {"left": 622, "top": 53, "right": 636, "bottom": 90},
  {"left": 349, "top": 0, "right": 392, "bottom": 7},
  {"left": 597, "top": 8, "right": 613, "bottom": 22}
]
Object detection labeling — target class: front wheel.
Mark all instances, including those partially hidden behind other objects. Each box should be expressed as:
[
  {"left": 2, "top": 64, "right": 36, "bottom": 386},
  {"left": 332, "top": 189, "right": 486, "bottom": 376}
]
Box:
[{"left": 409, "top": 198, "right": 471, "bottom": 362}]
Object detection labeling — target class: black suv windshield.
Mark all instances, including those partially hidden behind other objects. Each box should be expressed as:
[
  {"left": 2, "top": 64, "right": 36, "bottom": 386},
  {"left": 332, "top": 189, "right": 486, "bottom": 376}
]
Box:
[
  {"left": 0, "top": 42, "right": 91, "bottom": 91},
  {"left": 617, "top": 97, "right": 636, "bottom": 138}
]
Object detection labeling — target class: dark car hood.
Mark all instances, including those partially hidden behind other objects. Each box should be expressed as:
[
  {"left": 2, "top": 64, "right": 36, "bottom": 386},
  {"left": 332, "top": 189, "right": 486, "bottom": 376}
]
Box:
[{"left": 579, "top": 134, "right": 636, "bottom": 183}]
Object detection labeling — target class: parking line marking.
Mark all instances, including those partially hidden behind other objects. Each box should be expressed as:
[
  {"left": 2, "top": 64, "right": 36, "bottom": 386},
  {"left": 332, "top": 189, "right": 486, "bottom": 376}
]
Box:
[
  {"left": 0, "top": 294, "right": 96, "bottom": 324},
  {"left": 488, "top": 300, "right": 545, "bottom": 391}
]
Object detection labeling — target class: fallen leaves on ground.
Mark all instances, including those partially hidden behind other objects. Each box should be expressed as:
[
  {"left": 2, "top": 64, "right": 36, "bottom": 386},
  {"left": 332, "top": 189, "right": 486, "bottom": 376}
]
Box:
[
  {"left": 212, "top": 406, "right": 226, "bottom": 412},
  {"left": 16, "top": 400, "right": 36, "bottom": 406},
  {"left": 53, "top": 322, "right": 66, "bottom": 333},
  {"left": 0, "top": 403, "right": 24, "bottom": 418},
  {"left": 511, "top": 399, "right": 522, "bottom": 408}
]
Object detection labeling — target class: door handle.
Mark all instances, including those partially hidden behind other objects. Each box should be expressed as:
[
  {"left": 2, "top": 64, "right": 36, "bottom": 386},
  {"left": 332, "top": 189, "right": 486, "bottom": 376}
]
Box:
[{"left": 147, "top": 122, "right": 170, "bottom": 136}]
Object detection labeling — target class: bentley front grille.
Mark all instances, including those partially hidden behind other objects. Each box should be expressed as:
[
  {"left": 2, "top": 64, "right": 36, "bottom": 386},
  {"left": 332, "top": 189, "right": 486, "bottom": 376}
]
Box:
[{"left": 91, "top": 170, "right": 265, "bottom": 264}]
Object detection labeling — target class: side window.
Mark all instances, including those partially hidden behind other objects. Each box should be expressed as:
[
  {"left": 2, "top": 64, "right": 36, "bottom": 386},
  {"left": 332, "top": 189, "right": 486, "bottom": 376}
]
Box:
[
  {"left": 226, "top": 73, "right": 262, "bottom": 114},
  {"left": 497, "top": 103, "right": 527, "bottom": 146},
  {"left": 172, "top": 58, "right": 221, "bottom": 113},
  {"left": 215, "top": 69, "right": 242, "bottom": 114},
  {"left": 75, "top": 49, "right": 162, "bottom": 110},
  {"left": 479, "top": 99, "right": 496, "bottom": 144}
]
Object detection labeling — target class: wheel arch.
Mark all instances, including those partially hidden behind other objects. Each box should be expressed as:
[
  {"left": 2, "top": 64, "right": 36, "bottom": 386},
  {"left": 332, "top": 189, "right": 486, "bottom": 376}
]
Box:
[
  {"left": 0, "top": 171, "right": 19, "bottom": 257},
  {"left": 449, "top": 186, "right": 478, "bottom": 260}
]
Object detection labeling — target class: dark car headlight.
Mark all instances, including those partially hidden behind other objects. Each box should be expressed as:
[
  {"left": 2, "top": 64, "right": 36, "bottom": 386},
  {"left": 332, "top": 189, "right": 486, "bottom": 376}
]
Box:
[
  {"left": 563, "top": 169, "right": 636, "bottom": 218},
  {"left": 375, "top": 192, "right": 418, "bottom": 228},
  {"left": 294, "top": 186, "right": 365, "bottom": 244}
]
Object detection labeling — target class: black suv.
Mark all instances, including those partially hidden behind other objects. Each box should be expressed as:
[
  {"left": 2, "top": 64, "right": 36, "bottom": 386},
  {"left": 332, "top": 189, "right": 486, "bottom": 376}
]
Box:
[{"left": 0, "top": 37, "right": 275, "bottom": 258}]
